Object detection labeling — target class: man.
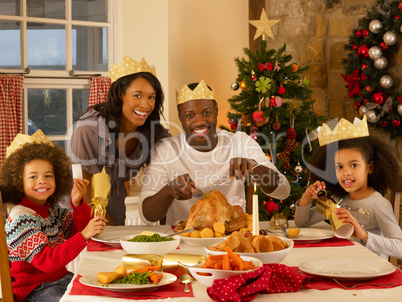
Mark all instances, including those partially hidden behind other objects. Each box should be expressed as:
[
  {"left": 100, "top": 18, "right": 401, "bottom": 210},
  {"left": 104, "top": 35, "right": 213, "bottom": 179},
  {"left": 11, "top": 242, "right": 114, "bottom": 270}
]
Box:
[{"left": 139, "top": 80, "right": 290, "bottom": 225}]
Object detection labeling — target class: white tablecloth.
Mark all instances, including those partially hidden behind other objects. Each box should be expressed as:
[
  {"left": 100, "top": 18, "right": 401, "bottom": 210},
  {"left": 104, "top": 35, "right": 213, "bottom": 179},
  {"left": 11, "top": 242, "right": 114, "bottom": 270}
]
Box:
[{"left": 60, "top": 222, "right": 402, "bottom": 302}]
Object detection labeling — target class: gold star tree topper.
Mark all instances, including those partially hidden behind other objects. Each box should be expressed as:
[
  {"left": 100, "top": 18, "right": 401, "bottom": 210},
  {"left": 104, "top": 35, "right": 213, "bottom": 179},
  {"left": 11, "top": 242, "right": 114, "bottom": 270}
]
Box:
[{"left": 249, "top": 8, "right": 280, "bottom": 41}]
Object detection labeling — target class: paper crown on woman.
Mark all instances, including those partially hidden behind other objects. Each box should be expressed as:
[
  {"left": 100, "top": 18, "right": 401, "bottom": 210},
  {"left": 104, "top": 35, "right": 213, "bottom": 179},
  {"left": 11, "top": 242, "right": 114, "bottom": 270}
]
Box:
[
  {"left": 176, "top": 79, "right": 215, "bottom": 105},
  {"left": 317, "top": 115, "right": 369, "bottom": 146},
  {"left": 6, "top": 129, "right": 53, "bottom": 157},
  {"left": 110, "top": 55, "right": 156, "bottom": 83}
]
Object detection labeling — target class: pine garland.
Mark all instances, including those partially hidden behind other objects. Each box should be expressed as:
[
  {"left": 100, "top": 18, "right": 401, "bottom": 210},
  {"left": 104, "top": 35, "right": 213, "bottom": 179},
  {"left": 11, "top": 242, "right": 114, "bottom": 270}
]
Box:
[{"left": 342, "top": 0, "right": 402, "bottom": 138}]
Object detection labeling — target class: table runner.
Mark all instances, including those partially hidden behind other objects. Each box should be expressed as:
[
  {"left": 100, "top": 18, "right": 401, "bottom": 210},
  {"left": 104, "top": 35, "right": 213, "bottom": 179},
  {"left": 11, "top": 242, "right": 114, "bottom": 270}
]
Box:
[
  {"left": 87, "top": 239, "right": 123, "bottom": 252},
  {"left": 70, "top": 275, "right": 194, "bottom": 299}
]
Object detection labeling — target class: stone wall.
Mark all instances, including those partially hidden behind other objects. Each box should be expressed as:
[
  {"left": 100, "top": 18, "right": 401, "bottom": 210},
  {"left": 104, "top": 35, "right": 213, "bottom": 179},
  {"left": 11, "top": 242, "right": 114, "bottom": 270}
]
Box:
[{"left": 263, "top": 0, "right": 402, "bottom": 165}]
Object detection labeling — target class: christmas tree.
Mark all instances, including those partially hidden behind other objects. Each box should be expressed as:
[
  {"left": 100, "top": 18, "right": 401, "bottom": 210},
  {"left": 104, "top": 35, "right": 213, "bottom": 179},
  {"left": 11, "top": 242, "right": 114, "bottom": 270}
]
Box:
[
  {"left": 222, "top": 39, "right": 326, "bottom": 221},
  {"left": 341, "top": 0, "right": 402, "bottom": 138}
]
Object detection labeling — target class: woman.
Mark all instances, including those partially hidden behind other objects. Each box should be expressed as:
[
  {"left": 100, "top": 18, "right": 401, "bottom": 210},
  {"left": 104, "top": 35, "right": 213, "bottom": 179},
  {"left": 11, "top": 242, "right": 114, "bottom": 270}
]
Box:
[{"left": 68, "top": 56, "right": 170, "bottom": 225}]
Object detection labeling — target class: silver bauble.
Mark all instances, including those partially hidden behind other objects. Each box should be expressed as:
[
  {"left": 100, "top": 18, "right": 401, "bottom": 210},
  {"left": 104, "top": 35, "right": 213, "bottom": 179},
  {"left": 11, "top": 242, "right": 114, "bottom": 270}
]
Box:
[
  {"left": 369, "top": 46, "right": 382, "bottom": 59},
  {"left": 379, "top": 75, "right": 393, "bottom": 89},
  {"left": 295, "top": 164, "right": 303, "bottom": 174},
  {"left": 359, "top": 105, "right": 367, "bottom": 117},
  {"left": 230, "top": 81, "right": 240, "bottom": 90},
  {"left": 374, "top": 56, "right": 387, "bottom": 69},
  {"left": 369, "top": 20, "right": 383, "bottom": 34},
  {"left": 383, "top": 31, "right": 397, "bottom": 45},
  {"left": 366, "top": 110, "right": 379, "bottom": 123},
  {"left": 398, "top": 104, "right": 402, "bottom": 115}
]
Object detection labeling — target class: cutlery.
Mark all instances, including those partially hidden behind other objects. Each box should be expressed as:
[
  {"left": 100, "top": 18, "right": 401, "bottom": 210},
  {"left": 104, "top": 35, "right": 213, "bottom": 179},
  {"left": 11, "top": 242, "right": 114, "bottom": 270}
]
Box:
[
  {"left": 179, "top": 273, "right": 193, "bottom": 293},
  {"left": 165, "top": 227, "right": 195, "bottom": 237},
  {"left": 332, "top": 278, "right": 396, "bottom": 289},
  {"left": 193, "top": 162, "right": 264, "bottom": 198}
]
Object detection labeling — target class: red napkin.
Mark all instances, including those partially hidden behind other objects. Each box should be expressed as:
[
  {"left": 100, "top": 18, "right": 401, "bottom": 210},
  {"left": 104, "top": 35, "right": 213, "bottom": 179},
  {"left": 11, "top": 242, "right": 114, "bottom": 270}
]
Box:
[
  {"left": 87, "top": 239, "right": 123, "bottom": 252},
  {"left": 207, "top": 264, "right": 310, "bottom": 302},
  {"left": 293, "top": 237, "right": 354, "bottom": 248},
  {"left": 300, "top": 268, "right": 402, "bottom": 290},
  {"left": 70, "top": 275, "right": 194, "bottom": 299}
]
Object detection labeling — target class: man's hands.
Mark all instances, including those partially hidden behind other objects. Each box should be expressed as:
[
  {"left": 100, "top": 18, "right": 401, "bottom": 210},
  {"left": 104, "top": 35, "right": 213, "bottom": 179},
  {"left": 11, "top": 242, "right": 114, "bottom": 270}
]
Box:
[
  {"left": 229, "top": 158, "right": 259, "bottom": 180},
  {"left": 71, "top": 178, "right": 90, "bottom": 207},
  {"left": 168, "top": 174, "right": 196, "bottom": 200},
  {"left": 81, "top": 215, "right": 107, "bottom": 241}
]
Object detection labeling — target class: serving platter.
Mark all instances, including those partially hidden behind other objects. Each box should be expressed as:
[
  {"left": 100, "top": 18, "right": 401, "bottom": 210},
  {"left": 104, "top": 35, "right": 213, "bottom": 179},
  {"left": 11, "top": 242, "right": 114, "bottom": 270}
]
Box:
[
  {"left": 299, "top": 258, "right": 396, "bottom": 281},
  {"left": 79, "top": 272, "right": 177, "bottom": 293}
]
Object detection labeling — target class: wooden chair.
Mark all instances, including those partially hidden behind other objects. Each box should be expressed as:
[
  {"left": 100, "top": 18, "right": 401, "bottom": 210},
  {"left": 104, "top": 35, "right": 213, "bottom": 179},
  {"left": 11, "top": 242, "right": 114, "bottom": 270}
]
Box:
[
  {"left": 0, "top": 191, "right": 14, "bottom": 302},
  {"left": 389, "top": 175, "right": 402, "bottom": 267}
]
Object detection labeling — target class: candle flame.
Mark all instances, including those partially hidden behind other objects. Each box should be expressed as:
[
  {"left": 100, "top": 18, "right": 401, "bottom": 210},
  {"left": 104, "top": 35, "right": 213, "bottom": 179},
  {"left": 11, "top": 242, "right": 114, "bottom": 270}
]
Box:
[{"left": 254, "top": 182, "right": 257, "bottom": 193}]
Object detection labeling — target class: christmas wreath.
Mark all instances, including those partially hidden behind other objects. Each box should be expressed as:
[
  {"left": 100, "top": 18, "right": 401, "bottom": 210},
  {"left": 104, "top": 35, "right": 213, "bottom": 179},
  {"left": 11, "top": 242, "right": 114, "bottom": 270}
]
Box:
[{"left": 342, "top": 0, "right": 402, "bottom": 138}]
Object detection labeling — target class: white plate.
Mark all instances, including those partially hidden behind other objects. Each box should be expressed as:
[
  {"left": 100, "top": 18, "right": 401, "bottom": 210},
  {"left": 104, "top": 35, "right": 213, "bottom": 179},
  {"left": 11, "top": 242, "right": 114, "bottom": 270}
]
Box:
[
  {"left": 299, "top": 258, "right": 396, "bottom": 281},
  {"left": 267, "top": 227, "right": 334, "bottom": 243},
  {"left": 179, "top": 236, "right": 226, "bottom": 247},
  {"left": 91, "top": 233, "right": 122, "bottom": 247},
  {"left": 79, "top": 272, "right": 177, "bottom": 293}
]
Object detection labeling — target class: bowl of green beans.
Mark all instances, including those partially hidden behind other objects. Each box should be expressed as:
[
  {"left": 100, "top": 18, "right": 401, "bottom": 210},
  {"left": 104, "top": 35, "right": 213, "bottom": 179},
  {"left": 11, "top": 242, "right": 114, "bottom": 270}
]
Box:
[{"left": 120, "top": 232, "right": 180, "bottom": 255}]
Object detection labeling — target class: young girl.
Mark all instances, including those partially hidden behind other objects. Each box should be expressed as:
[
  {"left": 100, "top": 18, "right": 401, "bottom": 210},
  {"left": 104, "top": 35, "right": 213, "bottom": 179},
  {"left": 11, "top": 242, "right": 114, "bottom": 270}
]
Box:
[
  {"left": 295, "top": 134, "right": 402, "bottom": 260},
  {"left": 0, "top": 140, "right": 107, "bottom": 302}
]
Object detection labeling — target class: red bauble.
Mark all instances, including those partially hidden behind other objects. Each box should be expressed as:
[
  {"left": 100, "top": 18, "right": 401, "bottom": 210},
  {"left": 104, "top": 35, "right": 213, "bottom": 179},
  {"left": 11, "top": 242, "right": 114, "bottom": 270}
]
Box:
[
  {"left": 265, "top": 200, "right": 279, "bottom": 216},
  {"left": 363, "top": 99, "right": 368, "bottom": 104},
  {"left": 372, "top": 92, "right": 386, "bottom": 105},
  {"left": 252, "top": 110, "right": 265, "bottom": 123},
  {"left": 361, "top": 63, "right": 369, "bottom": 70},
  {"left": 272, "top": 122, "right": 281, "bottom": 131},
  {"left": 363, "top": 29, "right": 369, "bottom": 37},
  {"left": 358, "top": 45, "right": 369, "bottom": 57},
  {"left": 354, "top": 100, "right": 362, "bottom": 110},
  {"left": 353, "top": 44, "right": 358, "bottom": 51},
  {"left": 251, "top": 74, "right": 257, "bottom": 81},
  {"left": 356, "top": 30, "right": 363, "bottom": 37},
  {"left": 380, "top": 121, "right": 388, "bottom": 127},
  {"left": 286, "top": 127, "right": 297, "bottom": 139},
  {"left": 392, "top": 120, "right": 401, "bottom": 128},
  {"left": 398, "top": 96, "right": 402, "bottom": 104},
  {"left": 399, "top": 2, "right": 402, "bottom": 10},
  {"left": 395, "top": 15, "right": 400, "bottom": 20},
  {"left": 277, "top": 86, "right": 286, "bottom": 95},
  {"left": 379, "top": 42, "right": 389, "bottom": 50}
]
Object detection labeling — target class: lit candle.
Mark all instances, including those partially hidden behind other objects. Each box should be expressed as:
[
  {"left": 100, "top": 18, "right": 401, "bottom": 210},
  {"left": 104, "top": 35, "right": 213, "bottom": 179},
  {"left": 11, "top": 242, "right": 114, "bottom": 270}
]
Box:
[{"left": 252, "top": 182, "right": 259, "bottom": 235}]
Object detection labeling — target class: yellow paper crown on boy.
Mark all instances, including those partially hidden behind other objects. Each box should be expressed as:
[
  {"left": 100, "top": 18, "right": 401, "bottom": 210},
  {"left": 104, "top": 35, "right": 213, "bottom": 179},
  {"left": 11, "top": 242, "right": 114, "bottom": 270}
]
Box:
[
  {"left": 6, "top": 129, "right": 53, "bottom": 157},
  {"left": 318, "top": 115, "right": 369, "bottom": 146},
  {"left": 110, "top": 55, "right": 156, "bottom": 83},
  {"left": 176, "top": 79, "right": 215, "bottom": 105}
]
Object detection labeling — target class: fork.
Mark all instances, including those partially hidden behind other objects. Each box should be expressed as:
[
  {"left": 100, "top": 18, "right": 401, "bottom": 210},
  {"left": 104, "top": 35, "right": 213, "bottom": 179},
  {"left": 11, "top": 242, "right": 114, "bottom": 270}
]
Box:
[{"left": 332, "top": 278, "right": 396, "bottom": 289}]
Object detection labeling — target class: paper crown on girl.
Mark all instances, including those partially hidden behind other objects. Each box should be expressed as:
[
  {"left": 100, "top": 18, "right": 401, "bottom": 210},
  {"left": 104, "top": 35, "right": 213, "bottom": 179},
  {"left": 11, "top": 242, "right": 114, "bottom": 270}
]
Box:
[
  {"left": 110, "top": 55, "right": 156, "bottom": 83},
  {"left": 318, "top": 115, "right": 369, "bottom": 146},
  {"left": 6, "top": 129, "right": 53, "bottom": 157},
  {"left": 176, "top": 79, "right": 215, "bottom": 105}
]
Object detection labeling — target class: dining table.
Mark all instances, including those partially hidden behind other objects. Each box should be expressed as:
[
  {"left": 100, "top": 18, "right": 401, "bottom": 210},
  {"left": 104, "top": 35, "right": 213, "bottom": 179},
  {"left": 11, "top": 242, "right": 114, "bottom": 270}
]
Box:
[{"left": 60, "top": 221, "right": 402, "bottom": 302}]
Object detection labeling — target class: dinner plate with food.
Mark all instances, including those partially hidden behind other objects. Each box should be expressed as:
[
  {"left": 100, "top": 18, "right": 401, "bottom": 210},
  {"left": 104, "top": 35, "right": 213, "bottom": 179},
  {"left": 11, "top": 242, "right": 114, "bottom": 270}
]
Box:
[
  {"left": 80, "top": 265, "right": 177, "bottom": 293},
  {"left": 173, "top": 191, "right": 254, "bottom": 247}
]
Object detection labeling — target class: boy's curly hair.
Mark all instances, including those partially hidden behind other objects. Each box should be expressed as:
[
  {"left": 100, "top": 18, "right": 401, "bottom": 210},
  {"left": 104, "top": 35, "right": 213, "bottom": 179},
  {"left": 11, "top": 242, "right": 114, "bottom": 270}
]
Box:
[
  {"left": 0, "top": 143, "right": 73, "bottom": 206},
  {"left": 307, "top": 135, "right": 400, "bottom": 197}
]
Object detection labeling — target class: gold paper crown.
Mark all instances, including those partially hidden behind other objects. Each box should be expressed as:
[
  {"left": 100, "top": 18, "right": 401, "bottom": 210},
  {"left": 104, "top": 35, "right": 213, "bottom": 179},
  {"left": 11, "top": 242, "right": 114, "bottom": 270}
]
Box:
[
  {"left": 6, "top": 129, "right": 53, "bottom": 157},
  {"left": 176, "top": 79, "right": 215, "bottom": 105},
  {"left": 318, "top": 115, "right": 369, "bottom": 146},
  {"left": 110, "top": 55, "right": 156, "bottom": 83}
]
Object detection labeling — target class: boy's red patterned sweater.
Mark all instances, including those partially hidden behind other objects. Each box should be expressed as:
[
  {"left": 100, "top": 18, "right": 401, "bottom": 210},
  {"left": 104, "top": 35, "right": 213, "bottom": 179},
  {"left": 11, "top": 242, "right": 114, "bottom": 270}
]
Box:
[{"left": 6, "top": 197, "right": 91, "bottom": 302}]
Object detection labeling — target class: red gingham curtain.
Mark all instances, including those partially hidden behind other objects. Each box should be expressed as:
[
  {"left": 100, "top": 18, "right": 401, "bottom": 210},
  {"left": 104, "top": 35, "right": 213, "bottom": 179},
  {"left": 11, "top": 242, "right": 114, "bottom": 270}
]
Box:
[
  {"left": 0, "top": 75, "right": 23, "bottom": 164},
  {"left": 88, "top": 76, "right": 111, "bottom": 107}
]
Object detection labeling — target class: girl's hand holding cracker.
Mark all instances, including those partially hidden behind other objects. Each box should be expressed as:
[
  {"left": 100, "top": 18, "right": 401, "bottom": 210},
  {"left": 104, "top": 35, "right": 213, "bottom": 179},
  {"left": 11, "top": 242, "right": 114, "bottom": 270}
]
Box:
[
  {"left": 335, "top": 208, "right": 368, "bottom": 242},
  {"left": 71, "top": 178, "right": 90, "bottom": 207},
  {"left": 81, "top": 215, "right": 107, "bottom": 240},
  {"left": 299, "top": 180, "right": 326, "bottom": 206}
]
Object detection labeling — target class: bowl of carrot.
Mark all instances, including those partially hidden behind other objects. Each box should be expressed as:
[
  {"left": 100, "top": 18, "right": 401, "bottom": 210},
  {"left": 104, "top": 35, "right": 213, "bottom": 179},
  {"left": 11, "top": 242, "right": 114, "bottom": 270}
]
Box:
[{"left": 187, "top": 247, "right": 263, "bottom": 287}]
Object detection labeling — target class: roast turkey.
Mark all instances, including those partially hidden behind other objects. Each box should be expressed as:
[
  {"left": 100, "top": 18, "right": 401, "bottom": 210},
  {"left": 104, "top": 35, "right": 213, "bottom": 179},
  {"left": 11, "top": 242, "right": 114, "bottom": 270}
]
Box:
[{"left": 184, "top": 190, "right": 247, "bottom": 233}]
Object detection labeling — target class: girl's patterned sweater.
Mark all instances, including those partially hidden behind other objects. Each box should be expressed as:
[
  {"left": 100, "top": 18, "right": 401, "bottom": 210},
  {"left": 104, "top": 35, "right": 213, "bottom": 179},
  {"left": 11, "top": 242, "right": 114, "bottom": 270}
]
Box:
[{"left": 6, "top": 197, "right": 91, "bottom": 302}]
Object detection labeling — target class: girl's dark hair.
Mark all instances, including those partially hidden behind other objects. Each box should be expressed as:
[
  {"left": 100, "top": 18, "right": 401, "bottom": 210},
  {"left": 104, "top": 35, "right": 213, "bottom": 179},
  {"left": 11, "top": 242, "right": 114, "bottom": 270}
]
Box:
[
  {"left": 87, "top": 72, "right": 167, "bottom": 166},
  {"left": 308, "top": 136, "right": 400, "bottom": 196},
  {"left": 0, "top": 143, "right": 73, "bottom": 205}
]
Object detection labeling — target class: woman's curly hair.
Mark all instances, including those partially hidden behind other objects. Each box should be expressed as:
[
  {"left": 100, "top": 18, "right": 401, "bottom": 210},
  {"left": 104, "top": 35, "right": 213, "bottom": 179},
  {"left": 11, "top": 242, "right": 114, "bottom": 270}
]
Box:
[
  {"left": 0, "top": 143, "right": 73, "bottom": 206},
  {"left": 307, "top": 135, "right": 400, "bottom": 197}
]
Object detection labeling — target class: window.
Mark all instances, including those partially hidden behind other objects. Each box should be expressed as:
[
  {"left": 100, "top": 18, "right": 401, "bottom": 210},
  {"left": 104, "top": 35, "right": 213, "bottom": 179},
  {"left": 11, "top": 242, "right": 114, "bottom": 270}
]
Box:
[{"left": 0, "top": 0, "right": 113, "bottom": 147}]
